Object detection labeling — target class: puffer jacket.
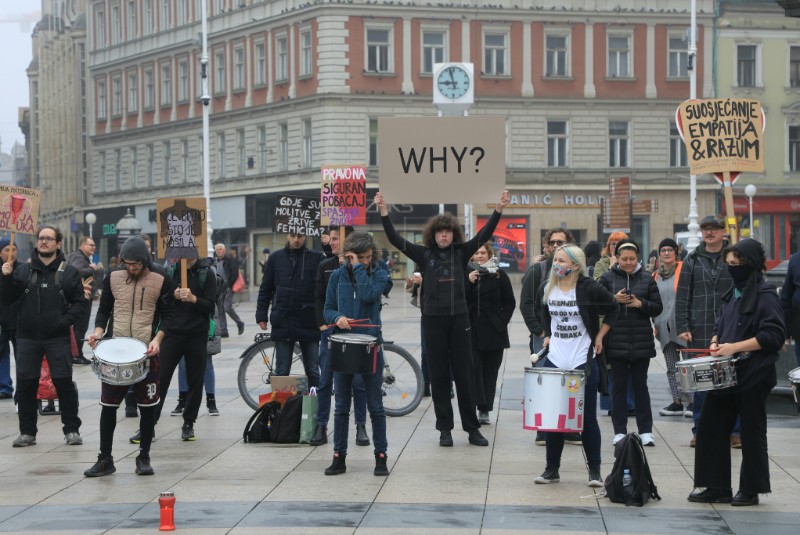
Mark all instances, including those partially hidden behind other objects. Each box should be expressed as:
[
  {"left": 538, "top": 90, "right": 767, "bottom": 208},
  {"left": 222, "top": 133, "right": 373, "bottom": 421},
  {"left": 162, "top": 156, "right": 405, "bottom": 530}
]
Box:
[
  {"left": 256, "top": 243, "right": 325, "bottom": 340},
  {"left": 323, "top": 261, "right": 389, "bottom": 339},
  {"left": 598, "top": 264, "right": 663, "bottom": 361}
]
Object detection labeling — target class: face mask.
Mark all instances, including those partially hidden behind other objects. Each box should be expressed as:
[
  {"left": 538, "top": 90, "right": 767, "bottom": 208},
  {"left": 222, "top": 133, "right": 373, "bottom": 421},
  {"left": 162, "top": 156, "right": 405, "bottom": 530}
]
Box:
[
  {"left": 552, "top": 263, "right": 573, "bottom": 278},
  {"left": 727, "top": 264, "right": 754, "bottom": 289}
]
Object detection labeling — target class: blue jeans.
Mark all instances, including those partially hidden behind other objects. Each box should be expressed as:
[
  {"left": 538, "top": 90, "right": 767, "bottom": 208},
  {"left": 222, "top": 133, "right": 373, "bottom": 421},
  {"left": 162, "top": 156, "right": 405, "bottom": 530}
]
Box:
[
  {"left": 317, "top": 328, "right": 367, "bottom": 426},
  {"left": 178, "top": 355, "right": 215, "bottom": 395},
  {"left": 543, "top": 360, "right": 601, "bottom": 471},
  {"left": 0, "top": 330, "right": 14, "bottom": 396},
  {"left": 275, "top": 339, "right": 320, "bottom": 388},
  {"left": 333, "top": 351, "right": 387, "bottom": 455}
]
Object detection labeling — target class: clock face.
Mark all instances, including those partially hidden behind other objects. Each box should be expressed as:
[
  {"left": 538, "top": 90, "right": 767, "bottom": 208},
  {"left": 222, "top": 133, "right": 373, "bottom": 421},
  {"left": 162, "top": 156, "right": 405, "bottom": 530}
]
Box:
[{"left": 436, "top": 65, "right": 470, "bottom": 100}]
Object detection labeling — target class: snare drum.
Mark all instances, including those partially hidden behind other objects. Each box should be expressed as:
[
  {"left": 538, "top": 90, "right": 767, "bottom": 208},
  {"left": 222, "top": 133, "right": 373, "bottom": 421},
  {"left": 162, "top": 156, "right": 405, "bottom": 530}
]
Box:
[
  {"left": 523, "top": 367, "right": 585, "bottom": 433},
  {"left": 676, "top": 356, "right": 737, "bottom": 393},
  {"left": 91, "top": 337, "right": 149, "bottom": 386},
  {"left": 328, "top": 333, "right": 378, "bottom": 374},
  {"left": 789, "top": 367, "right": 800, "bottom": 413}
]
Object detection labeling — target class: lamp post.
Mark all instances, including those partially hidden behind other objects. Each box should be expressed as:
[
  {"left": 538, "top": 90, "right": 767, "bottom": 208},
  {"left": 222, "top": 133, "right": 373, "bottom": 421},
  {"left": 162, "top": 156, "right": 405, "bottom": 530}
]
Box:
[
  {"left": 686, "top": 0, "right": 700, "bottom": 253},
  {"left": 744, "top": 184, "right": 757, "bottom": 239},
  {"left": 85, "top": 212, "right": 96, "bottom": 239}
]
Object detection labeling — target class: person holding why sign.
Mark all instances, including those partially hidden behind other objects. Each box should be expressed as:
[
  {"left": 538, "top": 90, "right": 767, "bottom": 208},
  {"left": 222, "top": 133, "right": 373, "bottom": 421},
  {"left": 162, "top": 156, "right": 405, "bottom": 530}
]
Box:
[{"left": 375, "top": 189, "right": 509, "bottom": 447}]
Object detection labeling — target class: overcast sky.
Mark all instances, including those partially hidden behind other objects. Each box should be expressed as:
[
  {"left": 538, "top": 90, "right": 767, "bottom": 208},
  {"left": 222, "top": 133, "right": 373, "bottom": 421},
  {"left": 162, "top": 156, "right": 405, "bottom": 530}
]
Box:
[{"left": 0, "top": 5, "right": 37, "bottom": 155}]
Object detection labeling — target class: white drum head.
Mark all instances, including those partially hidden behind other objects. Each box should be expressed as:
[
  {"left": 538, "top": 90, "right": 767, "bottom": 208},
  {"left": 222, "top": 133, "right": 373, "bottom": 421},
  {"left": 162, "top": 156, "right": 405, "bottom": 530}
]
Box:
[
  {"left": 329, "top": 333, "right": 376, "bottom": 344},
  {"left": 789, "top": 367, "right": 800, "bottom": 381},
  {"left": 94, "top": 337, "right": 148, "bottom": 364}
]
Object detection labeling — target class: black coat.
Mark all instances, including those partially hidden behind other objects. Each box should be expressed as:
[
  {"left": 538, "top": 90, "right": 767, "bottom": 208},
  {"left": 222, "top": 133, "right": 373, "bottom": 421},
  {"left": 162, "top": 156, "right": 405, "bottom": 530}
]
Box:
[
  {"left": 598, "top": 264, "right": 663, "bottom": 362},
  {"left": 467, "top": 269, "right": 516, "bottom": 351}
]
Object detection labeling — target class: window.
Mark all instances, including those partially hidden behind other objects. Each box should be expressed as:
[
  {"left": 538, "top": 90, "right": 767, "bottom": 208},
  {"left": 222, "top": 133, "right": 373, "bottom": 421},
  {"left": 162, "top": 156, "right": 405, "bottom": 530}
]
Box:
[
  {"left": 737, "top": 44, "right": 756, "bottom": 87},
  {"left": 99, "top": 151, "right": 107, "bottom": 192},
  {"left": 790, "top": 126, "right": 800, "bottom": 172},
  {"left": 258, "top": 126, "right": 267, "bottom": 172},
  {"left": 279, "top": 123, "right": 288, "bottom": 171},
  {"left": 234, "top": 47, "right": 245, "bottom": 90},
  {"left": 96, "top": 8, "right": 105, "bottom": 47},
  {"left": 483, "top": 33, "right": 507, "bottom": 76},
  {"left": 178, "top": 0, "right": 188, "bottom": 26},
  {"left": 144, "top": 67, "right": 154, "bottom": 109},
  {"left": 302, "top": 119, "right": 312, "bottom": 168},
  {"left": 146, "top": 144, "right": 154, "bottom": 186},
  {"left": 178, "top": 60, "right": 188, "bottom": 102},
  {"left": 97, "top": 80, "right": 107, "bottom": 119},
  {"left": 276, "top": 36, "right": 288, "bottom": 81},
  {"left": 668, "top": 35, "right": 688, "bottom": 78},
  {"left": 366, "top": 28, "right": 391, "bottom": 73},
  {"left": 163, "top": 141, "right": 171, "bottom": 182},
  {"left": 300, "top": 30, "right": 313, "bottom": 76},
  {"left": 181, "top": 139, "right": 189, "bottom": 182},
  {"left": 131, "top": 146, "right": 138, "bottom": 184},
  {"left": 422, "top": 31, "right": 446, "bottom": 74},
  {"left": 144, "top": 0, "right": 153, "bottom": 35},
  {"left": 112, "top": 76, "right": 122, "bottom": 116},
  {"left": 369, "top": 118, "right": 378, "bottom": 166},
  {"left": 161, "top": 63, "right": 172, "bottom": 106},
  {"left": 127, "top": 1, "right": 136, "bottom": 39},
  {"left": 545, "top": 35, "right": 568, "bottom": 77},
  {"left": 547, "top": 121, "right": 568, "bottom": 167},
  {"left": 669, "top": 123, "right": 687, "bottom": 167},
  {"left": 161, "top": 0, "right": 169, "bottom": 30},
  {"left": 115, "top": 149, "right": 121, "bottom": 189},
  {"left": 791, "top": 46, "right": 800, "bottom": 87},
  {"left": 111, "top": 5, "right": 121, "bottom": 44},
  {"left": 255, "top": 42, "right": 266, "bottom": 85},
  {"left": 214, "top": 50, "right": 226, "bottom": 93},
  {"left": 237, "top": 128, "right": 246, "bottom": 175},
  {"left": 608, "top": 35, "right": 631, "bottom": 78},
  {"left": 217, "top": 132, "right": 226, "bottom": 178},
  {"left": 609, "top": 121, "right": 629, "bottom": 167},
  {"left": 214, "top": 0, "right": 224, "bottom": 15}
]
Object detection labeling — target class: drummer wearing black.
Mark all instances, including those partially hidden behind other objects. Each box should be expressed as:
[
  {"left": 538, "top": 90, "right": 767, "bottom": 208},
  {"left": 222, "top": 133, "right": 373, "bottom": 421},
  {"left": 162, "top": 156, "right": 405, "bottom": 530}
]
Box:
[{"left": 689, "top": 239, "right": 786, "bottom": 506}]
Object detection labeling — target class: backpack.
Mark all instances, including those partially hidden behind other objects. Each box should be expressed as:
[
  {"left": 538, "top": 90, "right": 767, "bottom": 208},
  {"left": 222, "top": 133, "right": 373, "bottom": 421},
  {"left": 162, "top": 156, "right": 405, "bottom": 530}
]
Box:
[
  {"left": 604, "top": 433, "right": 661, "bottom": 506},
  {"left": 243, "top": 400, "right": 281, "bottom": 443},
  {"left": 270, "top": 393, "right": 303, "bottom": 444}
]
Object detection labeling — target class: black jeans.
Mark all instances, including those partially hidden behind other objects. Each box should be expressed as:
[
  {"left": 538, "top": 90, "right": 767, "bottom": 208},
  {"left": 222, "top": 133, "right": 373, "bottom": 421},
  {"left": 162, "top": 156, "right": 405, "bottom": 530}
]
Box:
[
  {"left": 474, "top": 348, "right": 503, "bottom": 412},
  {"left": 155, "top": 334, "right": 207, "bottom": 425},
  {"left": 610, "top": 358, "right": 653, "bottom": 435},
  {"left": 73, "top": 300, "right": 92, "bottom": 357}
]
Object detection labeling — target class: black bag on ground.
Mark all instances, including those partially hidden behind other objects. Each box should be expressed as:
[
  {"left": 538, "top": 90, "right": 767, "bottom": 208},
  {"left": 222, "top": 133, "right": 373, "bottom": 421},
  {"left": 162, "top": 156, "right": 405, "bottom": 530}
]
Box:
[
  {"left": 270, "top": 393, "right": 303, "bottom": 444},
  {"left": 604, "top": 433, "right": 661, "bottom": 506},
  {"left": 243, "top": 401, "right": 280, "bottom": 443}
]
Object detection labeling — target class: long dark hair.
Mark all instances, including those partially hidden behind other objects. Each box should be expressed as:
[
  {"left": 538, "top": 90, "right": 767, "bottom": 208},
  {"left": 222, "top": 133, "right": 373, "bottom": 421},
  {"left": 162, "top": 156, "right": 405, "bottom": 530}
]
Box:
[{"left": 422, "top": 213, "right": 465, "bottom": 248}]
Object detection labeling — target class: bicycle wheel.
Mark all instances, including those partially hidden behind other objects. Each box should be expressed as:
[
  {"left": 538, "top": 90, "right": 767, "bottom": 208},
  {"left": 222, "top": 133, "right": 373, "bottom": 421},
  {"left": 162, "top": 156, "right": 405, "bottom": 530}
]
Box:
[
  {"left": 381, "top": 343, "right": 423, "bottom": 417},
  {"left": 238, "top": 339, "right": 303, "bottom": 410}
]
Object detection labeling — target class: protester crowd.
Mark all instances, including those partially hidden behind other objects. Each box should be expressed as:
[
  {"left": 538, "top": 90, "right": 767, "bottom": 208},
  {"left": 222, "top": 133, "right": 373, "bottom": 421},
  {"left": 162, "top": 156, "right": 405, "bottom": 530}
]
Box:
[{"left": 0, "top": 197, "right": 796, "bottom": 506}]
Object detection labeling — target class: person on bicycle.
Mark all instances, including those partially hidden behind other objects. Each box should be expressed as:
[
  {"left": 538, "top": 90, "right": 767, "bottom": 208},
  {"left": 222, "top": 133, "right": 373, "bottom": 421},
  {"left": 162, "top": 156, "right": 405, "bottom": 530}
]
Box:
[{"left": 322, "top": 232, "right": 390, "bottom": 476}]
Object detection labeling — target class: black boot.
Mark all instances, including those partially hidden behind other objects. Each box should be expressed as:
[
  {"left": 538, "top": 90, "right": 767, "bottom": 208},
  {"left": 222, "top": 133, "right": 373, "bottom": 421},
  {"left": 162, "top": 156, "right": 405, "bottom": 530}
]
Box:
[
  {"left": 423, "top": 383, "right": 431, "bottom": 397},
  {"left": 374, "top": 452, "right": 389, "bottom": 476},
  {"left": 125, "top": 392, "right": 138, "bottom": 418},
  {"left": 355, "top": 424, "right": 370, "bottom": 446},
  {"left": 324, "top": 452, "right": 346, "bottom": 476},
  {"left": 310, "top": 424, "right": 327, "bottom": 446}
]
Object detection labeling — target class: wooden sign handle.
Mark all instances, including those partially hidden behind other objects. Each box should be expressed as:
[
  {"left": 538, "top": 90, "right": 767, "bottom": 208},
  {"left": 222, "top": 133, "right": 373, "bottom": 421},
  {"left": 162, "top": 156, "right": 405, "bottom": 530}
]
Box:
[
  {"left": 180, "top": 258, "right": 188, "bottom": 289},
  {"left": 722, "top": 171, "right": 738, "bottom": 245},
  {"left": 8, "top": 231, "right": 16, "bottom": 263}
]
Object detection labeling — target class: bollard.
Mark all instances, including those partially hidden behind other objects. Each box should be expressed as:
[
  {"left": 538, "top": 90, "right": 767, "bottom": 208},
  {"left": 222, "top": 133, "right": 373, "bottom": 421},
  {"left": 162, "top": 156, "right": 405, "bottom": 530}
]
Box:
[{"left": 159, "top": 491, "right": 176, "bottom": 531}]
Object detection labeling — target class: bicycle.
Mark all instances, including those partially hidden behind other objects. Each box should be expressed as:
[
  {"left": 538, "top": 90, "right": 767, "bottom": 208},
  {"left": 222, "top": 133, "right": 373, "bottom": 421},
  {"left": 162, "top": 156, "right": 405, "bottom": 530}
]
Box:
[{"left": 237, "top": 332, "right": 424, "bottom": 417}]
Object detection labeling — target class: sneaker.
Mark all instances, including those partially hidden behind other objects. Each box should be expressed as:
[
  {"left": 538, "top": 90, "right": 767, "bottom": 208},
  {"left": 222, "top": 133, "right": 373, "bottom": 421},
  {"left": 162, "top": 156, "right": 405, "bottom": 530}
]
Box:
[
  {"left": 534, "top": 467, "right": 560, "bottom": 484},
  {"left": 565, "top": 432, "right": 582, "bottom": 445},
  {"left": 73, "top": 355, "right": 92, "bottom": 365},
  {"left": 64, "top": 432, "right": 83, "bottom": 446},
  {"left": 730, "top": 435, "right": 742, "bottom": 449},
  {"left": 684, "top": 403, "right": 694, "bottom": 418},
  {"left": 12, "top": 434, "right": 36, "bottom": 447},
  {"left": 535, "top": 431, "right": 546, "bottom": 446},
  {"left": 612, "top": 433, "right": 626, "bottom": 445},
  {"left": 181, "top": 423, "right": 195, "bottom": 441},
  {"left": 588, "top": 467, "right": 603, "bottom": 488},
  {"left": 207, "top": 398, "right": 219, "bottom": 416},
  {"left": 468, "top": 429, "right": 489, "bottom": 447},
  {"left": 659, "top": 402, "right": 684, "bottom": 416},
  {"left": 640, "top": 433, "right": 655, "bottom": 447},
  {"left": 478, "top": 411, "right": 490, "bottom": 425},
  {"left": 84, "top": 455, "right": 116, "bottom": 477},
  {"left": 170, "top": 400, "right": 185, "bottom": 416},
  {"left": 129, "top": 430, "right": 141, "bottom": 444},
  {"left": 135, "top": 455, "right": 154, "bottom": 476},
  {"left": 439, "top": 430, "right": 453, "bottom": 447}
]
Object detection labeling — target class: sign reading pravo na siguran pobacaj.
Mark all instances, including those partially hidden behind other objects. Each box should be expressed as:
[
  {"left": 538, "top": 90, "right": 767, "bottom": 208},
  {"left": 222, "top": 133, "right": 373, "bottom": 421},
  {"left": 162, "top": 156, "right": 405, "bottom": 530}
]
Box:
[
  {"left": 0, "top": 185, "right": 40, "bottom": 234},
  {"left": 273, "top": 195, "right": 324, "bottom": 237},
  {"left": 320, "top": 164, "right": 367, "bottom": 227},
  {"left": 676, "top": 98, "right": 765, "bottom": 176},
  {"left": 377, "top": 116, "right": 506, "bottom": 204},
  {"left": 156, "top": 197, "right": 207, "bottom": 261}
]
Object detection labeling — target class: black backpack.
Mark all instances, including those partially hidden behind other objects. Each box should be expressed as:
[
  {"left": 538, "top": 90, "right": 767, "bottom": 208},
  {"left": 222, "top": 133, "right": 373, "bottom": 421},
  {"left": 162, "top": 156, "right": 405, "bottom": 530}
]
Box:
[
  {"left": 604, "top": 433, "right": 661, "bottom": 506},
  {"left": 243, "top": 401, "right": 281, "bottom": 443},
  {"left": 270, "top": 393, "right": 303, "bottom": 444}
]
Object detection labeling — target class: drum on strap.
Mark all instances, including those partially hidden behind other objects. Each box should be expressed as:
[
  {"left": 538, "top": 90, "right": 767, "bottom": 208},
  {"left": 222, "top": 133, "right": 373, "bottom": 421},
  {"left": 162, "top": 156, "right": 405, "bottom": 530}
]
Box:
[
  {"left": 91, "top": 337, "right": 149, "bottom": 385},
  {"left": 789, "top": 367, "right": 800, "bottom": 413},
  {"left": 328, "top": 333, "right": 378, "bottom": 374},
  {"left": 523, "top": 367, "right": 585, "bottom": 433},
  {"left": 676, "top": 354, "right": 738, "bottom": 393}
]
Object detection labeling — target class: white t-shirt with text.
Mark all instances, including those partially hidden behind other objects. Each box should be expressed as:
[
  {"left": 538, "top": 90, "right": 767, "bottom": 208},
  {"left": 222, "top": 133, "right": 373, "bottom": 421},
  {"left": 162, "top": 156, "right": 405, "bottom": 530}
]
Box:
[{"left": 547, "top": 286, "right": 591, "bottom": 370}]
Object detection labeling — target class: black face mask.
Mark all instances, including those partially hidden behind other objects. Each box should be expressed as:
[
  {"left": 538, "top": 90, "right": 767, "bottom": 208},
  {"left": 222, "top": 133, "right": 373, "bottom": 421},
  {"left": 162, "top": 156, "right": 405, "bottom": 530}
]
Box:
[{"left": 727, "top": 264, "right": 754, "bottom": 289}]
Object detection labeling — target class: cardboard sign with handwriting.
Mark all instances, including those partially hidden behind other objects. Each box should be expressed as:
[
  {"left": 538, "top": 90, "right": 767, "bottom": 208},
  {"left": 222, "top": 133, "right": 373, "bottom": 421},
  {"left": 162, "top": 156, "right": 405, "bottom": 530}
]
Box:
[{"left": 0, "top": 185, "right": 40, "bottom": 235}]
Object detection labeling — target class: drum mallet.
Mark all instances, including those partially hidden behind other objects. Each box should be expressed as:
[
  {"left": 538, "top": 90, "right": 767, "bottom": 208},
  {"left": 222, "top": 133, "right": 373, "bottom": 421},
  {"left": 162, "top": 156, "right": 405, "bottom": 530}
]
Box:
[
  {"left": 159, "top": 491, "right": 176, "bottom": 531},
  {"left": 530, "top": 347, "right": 549, "bottom": 365}
]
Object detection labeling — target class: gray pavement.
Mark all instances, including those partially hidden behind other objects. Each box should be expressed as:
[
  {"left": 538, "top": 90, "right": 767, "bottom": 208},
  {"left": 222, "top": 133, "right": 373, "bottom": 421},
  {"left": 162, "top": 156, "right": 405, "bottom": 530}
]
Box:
[{"left": 1, "top": 289, "right": 799, "bottom": 534}]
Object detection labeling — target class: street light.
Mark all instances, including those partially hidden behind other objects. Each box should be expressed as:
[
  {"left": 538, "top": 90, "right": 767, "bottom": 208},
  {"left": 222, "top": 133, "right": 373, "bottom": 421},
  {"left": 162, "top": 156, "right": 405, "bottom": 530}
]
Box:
[
  {"left": 85, "top": 212, "right": 96, "bottom": 239},
  {"left": 744, "top": 184, "right": 757, "bottom": 239}
]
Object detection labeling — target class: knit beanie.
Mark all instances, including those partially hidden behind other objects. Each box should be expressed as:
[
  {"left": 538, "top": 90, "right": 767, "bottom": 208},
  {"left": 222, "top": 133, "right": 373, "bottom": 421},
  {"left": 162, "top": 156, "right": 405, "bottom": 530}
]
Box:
[
  {"left": 658, "top": 238, "right": 679, "bottom": 252},
  {"left": 119, "top": 237, "right": 151, "bottom": 268}
]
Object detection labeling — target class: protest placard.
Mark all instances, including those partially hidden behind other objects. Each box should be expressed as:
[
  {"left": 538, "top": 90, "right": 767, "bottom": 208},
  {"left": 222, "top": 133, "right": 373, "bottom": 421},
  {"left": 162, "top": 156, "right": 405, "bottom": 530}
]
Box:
[
  {"left": 0, "top": 185, "right": 40, "bottom": 235},
  {"left": 274, "top": 195, "right": 324, "bottom": 237},
  {"left": 377, "top": 116, "right": 505, "bottom": 203},
  {"left": 157, "top": 197, "right": 207, "bottom": 261},
  {"left": 320, "top": 164, "right": 367, "bottom": 226}
]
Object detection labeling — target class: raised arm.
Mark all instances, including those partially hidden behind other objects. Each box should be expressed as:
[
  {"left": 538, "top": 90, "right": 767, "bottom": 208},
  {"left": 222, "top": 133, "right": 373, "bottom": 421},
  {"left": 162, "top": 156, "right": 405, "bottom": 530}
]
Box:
[{"left": 375, "top": 191, "right": 426, "bottom": 265}]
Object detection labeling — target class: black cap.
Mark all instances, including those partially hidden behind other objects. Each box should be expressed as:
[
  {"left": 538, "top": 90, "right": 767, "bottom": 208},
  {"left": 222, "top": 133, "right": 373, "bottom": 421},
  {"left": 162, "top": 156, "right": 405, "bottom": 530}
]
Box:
[{"left": 699, "top": 215, "right": 725, "bottom": 229}]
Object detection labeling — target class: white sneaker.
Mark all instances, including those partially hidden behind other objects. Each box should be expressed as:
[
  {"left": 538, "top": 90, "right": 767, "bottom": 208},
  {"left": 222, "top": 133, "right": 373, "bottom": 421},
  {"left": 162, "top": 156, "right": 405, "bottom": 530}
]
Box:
[
  {"left": 640, "top": 433, "right": 655, "bottom": 447},
  {"left": 612, "top": 433, "right": 625, "bottom": 445}
]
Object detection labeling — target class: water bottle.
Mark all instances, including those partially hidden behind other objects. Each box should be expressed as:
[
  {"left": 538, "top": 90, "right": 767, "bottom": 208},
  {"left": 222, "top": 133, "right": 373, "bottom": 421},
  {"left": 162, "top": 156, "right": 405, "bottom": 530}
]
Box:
[{"left": 622, "top": 469, "right": 634, "bottom": 503}]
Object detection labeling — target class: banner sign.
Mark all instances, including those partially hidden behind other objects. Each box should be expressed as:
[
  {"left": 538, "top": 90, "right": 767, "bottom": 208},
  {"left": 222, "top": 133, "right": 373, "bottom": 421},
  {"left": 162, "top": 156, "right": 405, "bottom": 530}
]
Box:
[
  {"left": 157, "top": 197, "right": 207, "bottom": 260},
  {"left": 0, "top": 185, "right": 40, "bottom": 234},
  {"left": 273, "top": 195, "right": 324, "bottom": 236},
  {"left": 320, "top": 164, "right": 367, "bottom": 226}
]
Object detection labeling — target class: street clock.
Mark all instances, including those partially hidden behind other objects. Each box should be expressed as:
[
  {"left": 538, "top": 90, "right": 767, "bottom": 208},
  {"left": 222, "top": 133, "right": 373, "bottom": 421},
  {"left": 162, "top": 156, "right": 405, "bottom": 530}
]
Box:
[{"left": 433, "top": 62, "right": 474, "bottom": 116}]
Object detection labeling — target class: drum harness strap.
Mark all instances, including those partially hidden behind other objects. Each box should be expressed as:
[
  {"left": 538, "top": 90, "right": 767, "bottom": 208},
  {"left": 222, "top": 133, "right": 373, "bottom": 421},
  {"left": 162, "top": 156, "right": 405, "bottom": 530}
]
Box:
[{"left": 25, "top": 261, "right": 68, "bottom": 308}]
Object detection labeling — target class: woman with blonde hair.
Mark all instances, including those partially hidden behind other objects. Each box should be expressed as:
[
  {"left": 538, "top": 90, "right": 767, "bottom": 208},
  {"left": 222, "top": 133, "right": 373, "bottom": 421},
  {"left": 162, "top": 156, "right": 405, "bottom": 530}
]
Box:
[{"left": 534, "top": 244, "right": 617, "bottom": 486}]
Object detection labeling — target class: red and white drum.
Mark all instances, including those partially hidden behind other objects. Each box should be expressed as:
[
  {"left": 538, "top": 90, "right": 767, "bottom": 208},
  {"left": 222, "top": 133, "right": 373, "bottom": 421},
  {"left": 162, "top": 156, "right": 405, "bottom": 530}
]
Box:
[{"left": 523, "top": 367, "right": 585, "bottom": 433}]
